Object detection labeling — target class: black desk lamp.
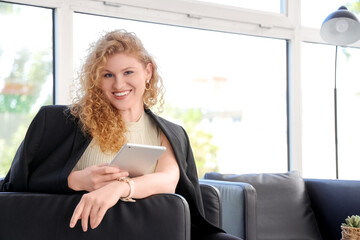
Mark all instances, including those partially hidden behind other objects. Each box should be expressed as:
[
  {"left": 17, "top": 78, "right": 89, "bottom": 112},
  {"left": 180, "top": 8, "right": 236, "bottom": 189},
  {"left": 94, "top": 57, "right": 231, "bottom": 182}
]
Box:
[{"left": 320, "top": 6, "right": 360, "bottom": 179}]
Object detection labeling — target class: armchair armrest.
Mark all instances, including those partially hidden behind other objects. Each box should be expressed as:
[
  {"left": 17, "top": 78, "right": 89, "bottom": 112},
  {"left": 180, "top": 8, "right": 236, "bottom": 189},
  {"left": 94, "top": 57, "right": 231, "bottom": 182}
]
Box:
[
  {"left": 199, "top": 179, "right": 256, "bottom": 240},
  {"left": 0, "top": 177, "right": 4, "bottom": 189},
  {"left": 0, "top": 192, "right": 190, "bottom": 240},
  {"left": 305, "top": 178, "right": 360, "bottom": 240},
  {"left": 200, "top": 183, "right": 222, "bottom": 228}
]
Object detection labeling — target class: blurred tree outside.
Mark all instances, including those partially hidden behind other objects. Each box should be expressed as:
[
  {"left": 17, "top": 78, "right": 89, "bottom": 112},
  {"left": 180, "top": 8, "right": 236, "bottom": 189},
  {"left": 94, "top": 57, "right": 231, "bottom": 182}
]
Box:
[
  {"left": 347, "top": 1, "right": 360, "bottom": 13},
  {"left": 162, "top": 105, "right": 219, "bottom": 178},
  {"left": 0, "top": 2, "right": 53, "bottom": 176}
]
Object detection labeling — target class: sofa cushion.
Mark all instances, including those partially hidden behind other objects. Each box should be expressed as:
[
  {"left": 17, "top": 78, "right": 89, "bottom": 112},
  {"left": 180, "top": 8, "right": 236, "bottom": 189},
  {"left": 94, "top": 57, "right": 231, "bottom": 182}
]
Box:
[{"left": 205, "top": 171, "right": 322, "bottom": 240}]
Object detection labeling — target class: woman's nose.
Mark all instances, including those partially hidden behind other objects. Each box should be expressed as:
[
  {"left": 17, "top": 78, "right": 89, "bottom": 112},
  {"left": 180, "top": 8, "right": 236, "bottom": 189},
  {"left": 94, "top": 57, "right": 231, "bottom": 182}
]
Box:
[{"left": 113, "top": 75, "right": 124, "bottom": 89}]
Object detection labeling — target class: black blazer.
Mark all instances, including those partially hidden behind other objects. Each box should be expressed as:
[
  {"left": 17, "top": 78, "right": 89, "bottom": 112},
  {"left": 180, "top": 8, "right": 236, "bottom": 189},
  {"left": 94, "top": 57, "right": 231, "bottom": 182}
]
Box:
[{"left": 1, "top": 105, "right": 222, "bottom": 237}]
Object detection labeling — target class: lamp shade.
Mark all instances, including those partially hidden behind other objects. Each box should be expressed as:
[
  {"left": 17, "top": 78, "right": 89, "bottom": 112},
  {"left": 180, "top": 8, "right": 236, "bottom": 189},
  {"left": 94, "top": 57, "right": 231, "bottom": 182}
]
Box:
[{"left": 320, "top": 6, "right": 360, "bottom": 45}]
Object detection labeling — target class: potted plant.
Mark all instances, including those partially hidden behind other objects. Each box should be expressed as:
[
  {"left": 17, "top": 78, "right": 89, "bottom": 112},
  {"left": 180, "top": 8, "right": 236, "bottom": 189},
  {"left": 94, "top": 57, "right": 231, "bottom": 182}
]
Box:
[{"left": 341, "top": 215, "right": 360, "bottom": 240}]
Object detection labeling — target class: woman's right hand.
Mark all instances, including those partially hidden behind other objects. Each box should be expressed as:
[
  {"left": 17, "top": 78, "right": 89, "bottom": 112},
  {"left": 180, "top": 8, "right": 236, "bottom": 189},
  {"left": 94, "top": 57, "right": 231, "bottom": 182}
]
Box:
[{"left": 68, "top": 164, "right": 129, "bottom": 192}]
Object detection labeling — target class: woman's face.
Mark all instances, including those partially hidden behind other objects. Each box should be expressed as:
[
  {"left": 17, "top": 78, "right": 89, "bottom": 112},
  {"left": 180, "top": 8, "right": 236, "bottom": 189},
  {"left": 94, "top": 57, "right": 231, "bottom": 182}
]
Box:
[{"left": 101, "top": 53, "right": 152, "bottom": 121}]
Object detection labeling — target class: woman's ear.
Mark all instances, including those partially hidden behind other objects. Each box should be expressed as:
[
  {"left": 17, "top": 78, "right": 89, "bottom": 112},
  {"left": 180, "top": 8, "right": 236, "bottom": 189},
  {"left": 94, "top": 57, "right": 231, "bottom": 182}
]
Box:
[{"left": 145, "top": 63, "right": 153, "bottom": 81}]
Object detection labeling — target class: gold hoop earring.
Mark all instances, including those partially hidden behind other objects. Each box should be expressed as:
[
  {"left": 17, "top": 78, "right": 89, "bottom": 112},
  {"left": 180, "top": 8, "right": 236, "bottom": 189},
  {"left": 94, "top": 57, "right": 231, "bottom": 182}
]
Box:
[{"left": 145, "top": 81, "right": 151, "bottom": 91}]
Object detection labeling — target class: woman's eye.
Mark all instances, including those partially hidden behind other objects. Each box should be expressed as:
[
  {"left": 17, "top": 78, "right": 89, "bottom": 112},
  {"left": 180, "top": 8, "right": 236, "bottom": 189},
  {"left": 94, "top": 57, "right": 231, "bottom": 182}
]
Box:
[
  {"left": 104, "top": 73, "right": 113, "bottom": 78},
  {"left": 124, "top": 71, "right": 133, "bottom": 76}
]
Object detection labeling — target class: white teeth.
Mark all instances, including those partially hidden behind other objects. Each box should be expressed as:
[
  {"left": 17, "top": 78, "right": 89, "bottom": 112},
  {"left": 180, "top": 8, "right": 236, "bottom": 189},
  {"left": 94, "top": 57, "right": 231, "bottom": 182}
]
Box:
[{"left": 114, "top": 91, "right": 130, "bottom": 97}]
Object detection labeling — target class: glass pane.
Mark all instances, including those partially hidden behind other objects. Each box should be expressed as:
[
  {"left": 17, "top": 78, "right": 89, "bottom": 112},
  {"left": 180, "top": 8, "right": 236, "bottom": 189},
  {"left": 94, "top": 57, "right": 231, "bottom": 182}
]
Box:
[
  {"left": 302, "top": 0, "right": 360, "bottom": 28},
  {"left": 195, "top": 0, "right": 282, "bottom": 13},
  {"left": 301, "top": 42, "right": 336, "bottom": 179},
  {"left": 0, "top": 3, "right": 53, "bottom": 176},
  {"left": 336, "top": 47, "right": 360, "bottom": 180},
  {"left": 302, "top": 43, "right": 360, "bottom": 180},
  {"left": 74, "top": 13, "right": 287, "bottom": 177}
]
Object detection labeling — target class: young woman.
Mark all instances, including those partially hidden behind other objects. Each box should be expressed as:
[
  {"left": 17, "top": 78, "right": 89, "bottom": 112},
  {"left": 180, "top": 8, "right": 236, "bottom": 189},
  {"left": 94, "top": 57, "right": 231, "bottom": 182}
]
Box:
[{"left": 1, "top": 30, "right": 242, "bottom": 240}]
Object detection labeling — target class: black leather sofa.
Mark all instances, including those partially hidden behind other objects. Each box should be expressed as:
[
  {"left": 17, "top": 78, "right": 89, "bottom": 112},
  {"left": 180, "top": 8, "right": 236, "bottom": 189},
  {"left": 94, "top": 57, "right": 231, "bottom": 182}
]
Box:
[{"left": 202, "top": 171, "right": 360, "bottom": 240}]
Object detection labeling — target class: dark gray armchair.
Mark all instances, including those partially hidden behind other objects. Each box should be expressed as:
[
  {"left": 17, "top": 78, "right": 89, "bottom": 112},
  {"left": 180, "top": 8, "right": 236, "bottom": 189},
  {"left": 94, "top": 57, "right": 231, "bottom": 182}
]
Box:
[
  {"left": 0, "top": 178, "right": 227, "bottom": 240},
  {"left": 0, "top": 192, "right": 190, "bottom": 240}
]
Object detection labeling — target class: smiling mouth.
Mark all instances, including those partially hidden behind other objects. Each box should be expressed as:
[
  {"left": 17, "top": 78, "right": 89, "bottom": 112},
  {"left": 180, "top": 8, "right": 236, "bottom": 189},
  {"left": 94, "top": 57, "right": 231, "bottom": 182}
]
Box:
[{"left": 114, "top": 90, "right": 131, "bottom": 97}]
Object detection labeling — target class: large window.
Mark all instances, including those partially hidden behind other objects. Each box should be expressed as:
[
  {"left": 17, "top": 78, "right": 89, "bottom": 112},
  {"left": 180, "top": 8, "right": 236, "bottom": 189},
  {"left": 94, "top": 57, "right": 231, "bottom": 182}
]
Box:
[
  {"left": 3, "top": 0, "right": 359, "bottom": 180},
  {"left": 74, "top": 13, "right": 287, "bottom": 177},
  {"left": 0, "top": 2, "right": 53, "bottom": 176}
]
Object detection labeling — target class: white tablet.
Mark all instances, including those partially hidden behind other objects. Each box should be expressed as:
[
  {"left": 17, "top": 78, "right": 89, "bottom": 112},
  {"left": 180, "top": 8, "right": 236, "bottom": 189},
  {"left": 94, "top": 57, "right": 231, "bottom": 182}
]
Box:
[{"left": 109, "top": 143, "right": 166, "bottom": 177}]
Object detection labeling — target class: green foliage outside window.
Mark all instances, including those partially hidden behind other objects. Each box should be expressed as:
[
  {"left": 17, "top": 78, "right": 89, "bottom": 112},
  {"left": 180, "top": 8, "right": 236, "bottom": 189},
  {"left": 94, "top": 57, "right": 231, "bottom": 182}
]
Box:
[
  {"left": 0, "top": 3, "right": 53, "bottom": 176},
  {"left": 162, "top": 105, "right": 219, "bottom": 178},
  {"left": 0, "top": 47, "right": 53, "bottom": 175}
]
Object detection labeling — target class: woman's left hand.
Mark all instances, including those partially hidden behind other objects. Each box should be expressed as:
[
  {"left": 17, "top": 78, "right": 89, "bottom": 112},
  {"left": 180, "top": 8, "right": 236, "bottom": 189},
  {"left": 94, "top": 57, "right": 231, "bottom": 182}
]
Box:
[{"left": 69, "top": 181, "right": 127, "bottom": 231}]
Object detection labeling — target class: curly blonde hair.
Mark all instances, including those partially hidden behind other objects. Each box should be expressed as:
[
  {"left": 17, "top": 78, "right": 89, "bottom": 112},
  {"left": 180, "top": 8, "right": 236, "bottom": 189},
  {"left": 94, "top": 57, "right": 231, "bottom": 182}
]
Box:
[{"left": 70, "top": 30, "right": 164, "bottom": 153}]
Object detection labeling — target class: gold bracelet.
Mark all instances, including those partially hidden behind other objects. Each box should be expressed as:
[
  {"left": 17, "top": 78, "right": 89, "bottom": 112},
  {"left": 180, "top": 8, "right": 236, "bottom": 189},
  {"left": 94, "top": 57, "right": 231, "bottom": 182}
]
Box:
[{"left": 118, "top": 177, "right": 136, "bottom": 202}]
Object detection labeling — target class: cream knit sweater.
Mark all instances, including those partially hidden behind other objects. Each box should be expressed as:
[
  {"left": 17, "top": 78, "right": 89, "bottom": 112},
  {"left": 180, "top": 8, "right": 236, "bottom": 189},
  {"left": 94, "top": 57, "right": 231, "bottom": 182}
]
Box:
[{"left": 73, "top": 112, "right": 161, "bottom": 172}]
